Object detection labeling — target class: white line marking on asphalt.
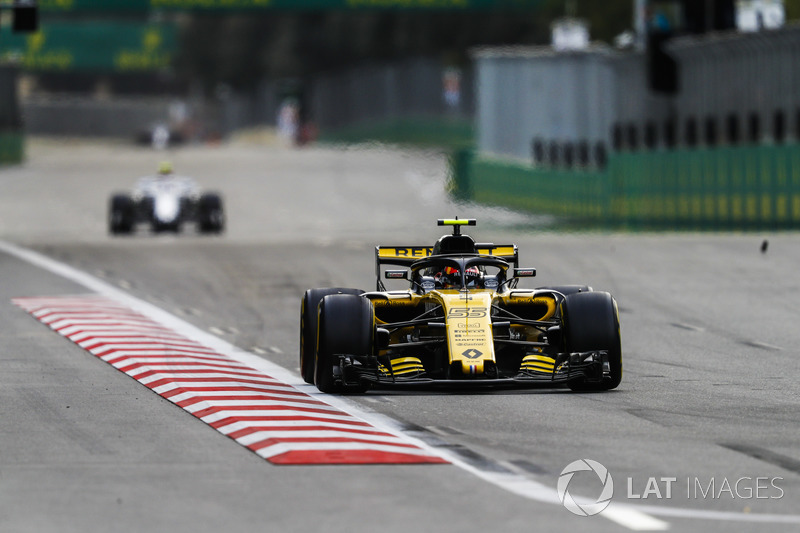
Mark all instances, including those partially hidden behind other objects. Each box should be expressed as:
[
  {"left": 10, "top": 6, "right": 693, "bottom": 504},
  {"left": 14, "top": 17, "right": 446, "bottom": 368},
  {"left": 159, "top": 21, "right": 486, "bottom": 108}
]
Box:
[
  {"left": 216, "top": 420, "right": 373, "bottom": 435},
  {"left": 671, "top": 322, "right": 705, "bottom": 332},
  {"left": 168, "top": 390, "right": 307, "bottom": 402},
  {"left": 742, "top": 340, "right": 783, "bottom": 351},
  {"left": 153, "top": 381, "right": 300, "bottom": 395},
  {"left": 137, "top": 371, "right": 280, "bottom": 385},
  {"left": 198, "top": 409, "right": 367, "bottom": 425},
  {"left": 425, "top": 425, "right": 463, "bottom": 436},
  {"left": 5, "top": 240, "right": 800, "bottom": 529}
]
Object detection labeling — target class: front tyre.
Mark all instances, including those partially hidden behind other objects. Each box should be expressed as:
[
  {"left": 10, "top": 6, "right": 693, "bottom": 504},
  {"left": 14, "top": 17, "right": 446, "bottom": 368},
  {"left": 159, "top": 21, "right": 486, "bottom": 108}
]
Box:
[
  {"left": 299, "top": 288, "right": 363, "bottom": 384},
  {"left": 109, "top": 194, "right": 135, "bottom": 234},
  {"left": 198, "top": 193, "right": 225, "bottom": 234},
  {"left": 561, "top": 291, "right": 622, "bottom": 392},
  {"left": 314, "top": 294, "right": 374, "bottom": 393}
]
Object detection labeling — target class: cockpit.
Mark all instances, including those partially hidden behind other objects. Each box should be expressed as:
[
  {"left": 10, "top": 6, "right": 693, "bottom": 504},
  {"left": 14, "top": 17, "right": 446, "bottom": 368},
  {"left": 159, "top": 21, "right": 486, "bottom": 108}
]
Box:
[{"left": 411, "top": 256, "right": 507, "bottom": 292}]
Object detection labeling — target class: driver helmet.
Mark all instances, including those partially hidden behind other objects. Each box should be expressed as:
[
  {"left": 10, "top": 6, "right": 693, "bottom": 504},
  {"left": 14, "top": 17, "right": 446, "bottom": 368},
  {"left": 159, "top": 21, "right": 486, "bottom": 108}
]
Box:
[
  {"left": 157, "top": 161, "right": 173, "bottom": 176},
  {"left": 438, "top": 266, "right": 460, "bottom": 288},
  {"left": 464, "top": 266, "right": 481, "bottom": 288}
]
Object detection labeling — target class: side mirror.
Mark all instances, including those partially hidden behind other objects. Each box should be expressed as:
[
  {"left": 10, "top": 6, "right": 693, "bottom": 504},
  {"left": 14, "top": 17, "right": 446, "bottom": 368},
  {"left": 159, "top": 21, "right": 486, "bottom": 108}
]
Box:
[
  {"left": 514, "top": 268, "right": 536, "bottom": 278},
  {"left": 384, "top": 270, "right": 408, "bottom": 280}
]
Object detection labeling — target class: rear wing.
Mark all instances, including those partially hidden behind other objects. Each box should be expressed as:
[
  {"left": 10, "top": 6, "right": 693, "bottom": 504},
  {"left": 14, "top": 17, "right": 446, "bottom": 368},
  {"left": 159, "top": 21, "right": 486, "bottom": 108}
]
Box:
[{"left": 375, "top": 243, "right": 519, "bottom": 287}]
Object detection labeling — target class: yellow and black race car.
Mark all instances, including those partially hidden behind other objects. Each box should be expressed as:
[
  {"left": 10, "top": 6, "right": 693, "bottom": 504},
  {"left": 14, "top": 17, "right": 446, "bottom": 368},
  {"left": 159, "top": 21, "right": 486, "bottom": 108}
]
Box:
[{"left": 300, "top": 219, "right": 621, "bottom": 393}]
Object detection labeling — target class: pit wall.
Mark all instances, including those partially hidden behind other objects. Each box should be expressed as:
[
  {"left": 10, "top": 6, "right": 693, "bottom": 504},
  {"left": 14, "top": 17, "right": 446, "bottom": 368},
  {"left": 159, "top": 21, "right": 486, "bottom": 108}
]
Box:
[{"left": 452, "top": 145, "right": 800, "bottom": 230}]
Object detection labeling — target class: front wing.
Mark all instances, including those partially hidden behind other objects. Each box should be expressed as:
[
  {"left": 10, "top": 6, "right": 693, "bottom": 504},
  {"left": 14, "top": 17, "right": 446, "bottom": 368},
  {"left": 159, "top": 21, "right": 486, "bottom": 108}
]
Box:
[{"left": 333, "top": 350, "right": 611, "bottom": 389}]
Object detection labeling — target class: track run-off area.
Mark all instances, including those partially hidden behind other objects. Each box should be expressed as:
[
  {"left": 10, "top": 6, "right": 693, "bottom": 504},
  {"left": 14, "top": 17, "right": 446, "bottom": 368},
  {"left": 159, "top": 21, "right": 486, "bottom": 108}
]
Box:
[{"left": 0, "top": 138, "right": 799, "bottom": 532}]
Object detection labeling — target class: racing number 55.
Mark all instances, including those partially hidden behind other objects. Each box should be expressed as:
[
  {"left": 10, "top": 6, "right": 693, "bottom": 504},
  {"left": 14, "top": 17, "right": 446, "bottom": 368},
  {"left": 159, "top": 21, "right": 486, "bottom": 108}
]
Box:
[{"left": 448, "top": 308, "right": 487, "bottom": 319}]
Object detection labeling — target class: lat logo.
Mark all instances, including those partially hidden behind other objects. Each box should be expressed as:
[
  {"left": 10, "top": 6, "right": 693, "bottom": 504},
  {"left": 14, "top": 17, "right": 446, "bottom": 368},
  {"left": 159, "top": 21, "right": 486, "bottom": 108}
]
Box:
[{"left": 557, "top": 459, "right": 614, "bottom": 516}]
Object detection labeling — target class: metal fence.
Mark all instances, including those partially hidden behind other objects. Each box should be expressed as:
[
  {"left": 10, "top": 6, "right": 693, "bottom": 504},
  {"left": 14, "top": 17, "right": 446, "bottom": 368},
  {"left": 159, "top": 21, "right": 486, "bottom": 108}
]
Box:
[
  {"left": 17, "top": 56, "right": 467, "bottom": 141},
  {"left": 23, "top": 95, "right": 175, "bottom": 138},
  {"left": 454, "top": 144, "right": 800, "bottom": 230},
  {"left": 666, "top": 24, "right": 800, "bottom": 147},
  {"left": 0, "top": 66, "right": 21, "bottom": 130},
  {"left": 472, "top": 45, "right": 673, "bottom": 168},
  {"left": 220, "top": 56, "right": 472, "bottom": 136},
  {"left": 307, "top": 57, "right": 473, "bottom": 131},
  {"left": 475, "top": 46, "right": 609, "bottom": 163},
  {"left": 473, "top": 23, "right": 800, "bottom": 166},
  {"left": 217, "top": 78, "right": 281, "bottom": 135},
  {"left": 462, "top": 23, "right": 800, "bottom": 230},
  {"left": 0, "top": 66, "right": 23, "bottom": 164},
  {"left": 609, "top": 145, "right": 800, "bottom": 228}
]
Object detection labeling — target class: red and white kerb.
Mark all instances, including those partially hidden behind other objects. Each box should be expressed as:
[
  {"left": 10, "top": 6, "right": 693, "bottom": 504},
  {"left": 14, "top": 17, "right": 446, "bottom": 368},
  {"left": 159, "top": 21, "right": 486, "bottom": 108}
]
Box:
[{"left": 13, "top": 295, "right": 446, "bottom": 466}]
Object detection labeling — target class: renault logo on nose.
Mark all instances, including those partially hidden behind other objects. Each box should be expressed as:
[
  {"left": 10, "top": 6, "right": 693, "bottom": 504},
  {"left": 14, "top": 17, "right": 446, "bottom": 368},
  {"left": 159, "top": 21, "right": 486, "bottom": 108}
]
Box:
[{"left": 462, "top": 349, "right": 482, "bottom": 359}]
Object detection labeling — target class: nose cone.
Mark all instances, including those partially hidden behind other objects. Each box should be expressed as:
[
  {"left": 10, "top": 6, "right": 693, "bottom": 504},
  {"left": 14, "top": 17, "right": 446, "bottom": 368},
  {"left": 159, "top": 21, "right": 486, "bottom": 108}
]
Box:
[
  {"left": 461, "top": 360, "right": 485, "bottom": 375},
  {"left": 154, "top": 194, "right": 180, "bottom": 223}
]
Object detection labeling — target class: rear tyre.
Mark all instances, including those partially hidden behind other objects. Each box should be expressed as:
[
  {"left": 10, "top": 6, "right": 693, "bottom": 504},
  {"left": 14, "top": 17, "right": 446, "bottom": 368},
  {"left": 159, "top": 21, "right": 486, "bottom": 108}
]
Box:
[
  {"left": 315, "top": 294, "right": 373, "bottom": 393},
  {"left": 198, "top": 193, "right": 225, "bottom": 234},
  {"left": 109, "top": 194, "right": 135, "bottom": 235},
  {"left": 299, "top": 288, "right": 363, "bottom": 384},
  {"left": 560, "top": 291, "right": 622, "bottom": 392}
]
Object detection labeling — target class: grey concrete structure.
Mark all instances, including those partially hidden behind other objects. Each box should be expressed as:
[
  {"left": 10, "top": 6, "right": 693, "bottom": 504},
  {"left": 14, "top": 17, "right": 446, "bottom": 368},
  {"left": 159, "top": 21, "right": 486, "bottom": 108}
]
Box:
[{"left": 473, "top": 23, "right": 800, "bottom": 164}]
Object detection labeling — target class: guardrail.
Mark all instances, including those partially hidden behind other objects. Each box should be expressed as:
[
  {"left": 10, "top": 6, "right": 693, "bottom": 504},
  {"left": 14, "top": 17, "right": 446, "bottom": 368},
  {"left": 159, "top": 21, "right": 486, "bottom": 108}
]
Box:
[{"left": 452, "top": 144, "right": 800, "bottom": 230}]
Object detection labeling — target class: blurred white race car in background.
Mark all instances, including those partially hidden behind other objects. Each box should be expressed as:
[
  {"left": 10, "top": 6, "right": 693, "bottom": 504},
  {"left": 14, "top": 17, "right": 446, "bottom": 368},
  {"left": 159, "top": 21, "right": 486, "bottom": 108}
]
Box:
[{"left": 109, "top": 161, "right": 225, "bottom": 235}]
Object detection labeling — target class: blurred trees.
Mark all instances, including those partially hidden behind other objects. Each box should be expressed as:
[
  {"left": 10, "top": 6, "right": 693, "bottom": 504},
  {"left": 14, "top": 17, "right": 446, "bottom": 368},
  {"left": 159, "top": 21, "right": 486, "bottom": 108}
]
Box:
[{"left": 176, "top": 0, "right": 635, "bottom": 92}]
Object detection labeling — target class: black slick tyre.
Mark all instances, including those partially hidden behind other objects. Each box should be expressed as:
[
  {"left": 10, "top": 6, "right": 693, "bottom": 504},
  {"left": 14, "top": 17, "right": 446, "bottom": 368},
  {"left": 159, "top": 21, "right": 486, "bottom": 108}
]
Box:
[
  {"left": 314, "top": 294, "right": 373, "bottom": 393},
  {"left": 198, "top": 193, "right": 225, "bottom": 234},
  {"left": 560, "top": 291, "right": 622, "bottom": 392},
  {"left": 109, "top": 194, "right": 135, "bottom": 234},
  {"left": 299, "top": 288, "right": 363, "bottom": 385}
]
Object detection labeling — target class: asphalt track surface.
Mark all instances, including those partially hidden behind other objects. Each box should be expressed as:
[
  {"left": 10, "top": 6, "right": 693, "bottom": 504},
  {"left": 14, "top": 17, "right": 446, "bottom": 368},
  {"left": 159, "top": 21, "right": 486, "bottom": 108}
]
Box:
[{"left": 1, "top": 138, "right": 799, "bottom": 532}]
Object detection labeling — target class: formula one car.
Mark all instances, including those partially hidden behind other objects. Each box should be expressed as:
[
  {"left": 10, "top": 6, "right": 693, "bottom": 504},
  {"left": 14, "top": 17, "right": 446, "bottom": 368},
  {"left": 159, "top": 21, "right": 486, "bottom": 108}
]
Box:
[
  {"left": 109, "top": 162, "right": 224, "bottom": 235},
  {"left": 300, "top": 218, "right": 621, "bottom": 393}
]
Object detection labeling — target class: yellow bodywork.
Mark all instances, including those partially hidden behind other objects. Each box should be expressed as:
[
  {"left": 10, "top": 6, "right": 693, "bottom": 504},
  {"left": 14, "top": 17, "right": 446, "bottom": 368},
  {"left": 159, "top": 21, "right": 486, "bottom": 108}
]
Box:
[
  {"left": 520, "top": 354, "right": 556, "bottom": 374},
  {"left": 378, "top": 357, "right": 425, "bottom": 376},
  {"left": 377, "top": 245, "right": 517, "bottom": 261},
  {"left": 438, "top": 290, "right": 495, "bottom": 375},
  {"left": 370, "top": 288, "right": 558, "bottom": 377}
]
